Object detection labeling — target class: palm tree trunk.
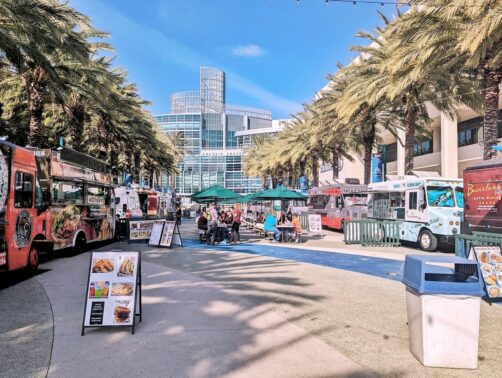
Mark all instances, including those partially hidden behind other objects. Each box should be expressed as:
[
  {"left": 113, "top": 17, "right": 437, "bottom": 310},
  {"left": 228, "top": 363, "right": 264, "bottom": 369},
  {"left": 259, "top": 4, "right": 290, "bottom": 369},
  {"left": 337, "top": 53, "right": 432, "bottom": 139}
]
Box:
[
  {"left": 361, "top": 123, "right": 376, "bottom": 185},
  {"left": 482, "top": 66, "right": 501, "bottom": 160},
  {"left": 23, "top": 67, "right": 47, "bottom": 147},
  {"left": 299, "top": 159, "right": 306, "bottom": 176},
  {"left": 134, "top": 150, "right": 141, "bottom": 184},
  {"left": 66, "top": 94, "right": 86, "bottom": 151},
  {"left": 149, "top": 168, "right": 154, "bottom": 189},
  {"left": 287, "top": 164, "right": 293, "bottom": 187},
  {"left": 311, "top": 151, "right": 319, "bottom": 187},
  {"left": 331, "top": 145, "right": 339, "bottom": 180},
  {"left": 404, "top": 107, "right": 417, "bottom": 175},
  {"left": 261, "top": 175, "right": 267, "bottom": 189}
]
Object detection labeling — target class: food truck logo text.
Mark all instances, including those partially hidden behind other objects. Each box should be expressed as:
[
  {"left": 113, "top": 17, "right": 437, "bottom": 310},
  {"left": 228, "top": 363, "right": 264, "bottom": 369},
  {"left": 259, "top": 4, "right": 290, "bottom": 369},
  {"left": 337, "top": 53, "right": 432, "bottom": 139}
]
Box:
[{"left": 467, "top": 182, "right": 502, "bottom": 197}]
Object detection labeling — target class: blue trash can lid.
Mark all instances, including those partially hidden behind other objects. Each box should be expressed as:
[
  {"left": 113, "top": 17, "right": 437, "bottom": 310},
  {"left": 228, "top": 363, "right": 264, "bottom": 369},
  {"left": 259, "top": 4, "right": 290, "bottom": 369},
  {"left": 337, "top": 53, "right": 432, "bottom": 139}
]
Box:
[{"left": 402, "top": 255, "right": 485, "bottom": 296}]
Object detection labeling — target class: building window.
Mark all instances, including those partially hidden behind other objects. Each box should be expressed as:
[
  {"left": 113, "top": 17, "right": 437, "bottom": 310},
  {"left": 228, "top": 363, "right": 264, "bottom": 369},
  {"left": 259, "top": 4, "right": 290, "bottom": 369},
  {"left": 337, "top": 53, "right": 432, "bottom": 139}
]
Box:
[
  {"left": 413, "top": 138, "right": 433, "bottom": 156},
  {"left": 458, "top": 117, "right": 482, "bottom": 147},
  {"left": 385, "top": 143, "right": 397, "bottom": 162},
  {"left": 458, "top": 127, "right": 480, "bottom": 146}
]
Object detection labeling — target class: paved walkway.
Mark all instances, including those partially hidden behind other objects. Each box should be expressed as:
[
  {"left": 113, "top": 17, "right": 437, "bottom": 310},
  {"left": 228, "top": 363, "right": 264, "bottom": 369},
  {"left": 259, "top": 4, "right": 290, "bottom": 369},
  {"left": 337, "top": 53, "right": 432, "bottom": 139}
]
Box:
[
  {"left": 2, "top": 222, "right": 501, "bottom": 377},
  {"left": 34, "top": 250, "right": 367, "bottom": 378},
  {"left": 0, "top": 274, "right": 53, "bottom": 378}
]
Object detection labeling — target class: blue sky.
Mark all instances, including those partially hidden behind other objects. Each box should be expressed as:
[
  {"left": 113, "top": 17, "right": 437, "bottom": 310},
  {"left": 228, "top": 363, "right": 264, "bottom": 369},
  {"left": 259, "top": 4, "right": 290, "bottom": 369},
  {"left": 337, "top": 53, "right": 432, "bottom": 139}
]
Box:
[{"left": 70, "top": 0, "right": 398, "bottom": 118}]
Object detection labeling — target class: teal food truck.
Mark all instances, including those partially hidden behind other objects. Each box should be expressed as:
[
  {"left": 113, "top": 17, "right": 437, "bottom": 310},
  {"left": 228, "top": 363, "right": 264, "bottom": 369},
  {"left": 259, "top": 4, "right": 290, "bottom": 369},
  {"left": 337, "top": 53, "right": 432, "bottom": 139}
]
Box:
[{"left": 368, "top": 177, "right": 464, "bottom": 251}]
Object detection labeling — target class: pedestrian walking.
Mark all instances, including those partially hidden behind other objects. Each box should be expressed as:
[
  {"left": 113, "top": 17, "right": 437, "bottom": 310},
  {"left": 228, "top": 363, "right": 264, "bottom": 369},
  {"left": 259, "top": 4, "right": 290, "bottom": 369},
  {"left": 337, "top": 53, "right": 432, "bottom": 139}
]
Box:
[
  {"left": 175, "top": 205, "right": 182, "bottom": 225},
  {"left": 231, "top": 204, "right": 242, "bottom": 244},
  {"left": 207, "top": 204, "right": 218, "bottom": 245}
]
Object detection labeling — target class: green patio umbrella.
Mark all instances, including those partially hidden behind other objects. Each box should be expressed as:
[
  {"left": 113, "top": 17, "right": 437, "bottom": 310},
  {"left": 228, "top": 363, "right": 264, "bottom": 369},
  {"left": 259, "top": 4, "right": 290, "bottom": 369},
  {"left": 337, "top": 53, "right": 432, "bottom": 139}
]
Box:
[
  {"left": 219, "top": 193, "right": 255, "bottom": 205},
  {"left": 254, "top": 185, "right": 307, "bottom": 200},
  {"left": 191, "top": 185, "right": 240, "bottom": 203}
]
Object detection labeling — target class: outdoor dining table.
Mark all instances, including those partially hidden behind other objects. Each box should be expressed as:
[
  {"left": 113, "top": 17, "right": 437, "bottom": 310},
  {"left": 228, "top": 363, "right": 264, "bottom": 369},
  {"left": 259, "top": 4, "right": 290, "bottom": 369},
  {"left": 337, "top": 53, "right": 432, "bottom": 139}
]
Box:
[{"left": 276, "top": 224, "right": 294, "bottom": 243}]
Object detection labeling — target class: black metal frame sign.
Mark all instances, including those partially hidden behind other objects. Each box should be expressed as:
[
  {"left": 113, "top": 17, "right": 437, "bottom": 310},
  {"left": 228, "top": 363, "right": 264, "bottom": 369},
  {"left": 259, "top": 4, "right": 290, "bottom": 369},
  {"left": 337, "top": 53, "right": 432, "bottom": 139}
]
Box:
[
  {"left": 150, "top": 221, "right": 183, "bottom": 248},
  {"left": 148, "top": 222, "right": 165, "bottom": 246},
  {"left": 469, "top": 245, "right": 502, "bottom": 303},
  {"left": 82, "top": 250, "right": 142, "bottom": 335}
]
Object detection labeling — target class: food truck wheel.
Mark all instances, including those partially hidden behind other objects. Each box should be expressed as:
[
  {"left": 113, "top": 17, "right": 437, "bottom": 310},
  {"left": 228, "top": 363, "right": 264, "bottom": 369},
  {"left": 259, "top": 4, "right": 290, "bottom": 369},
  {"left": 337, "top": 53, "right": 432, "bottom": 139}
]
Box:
[
  {"left": 26, "top": 247, "right": 39, "bottom": 271},
  {"left": 418, "top": 230, "right": 438, "bottom": 252}
]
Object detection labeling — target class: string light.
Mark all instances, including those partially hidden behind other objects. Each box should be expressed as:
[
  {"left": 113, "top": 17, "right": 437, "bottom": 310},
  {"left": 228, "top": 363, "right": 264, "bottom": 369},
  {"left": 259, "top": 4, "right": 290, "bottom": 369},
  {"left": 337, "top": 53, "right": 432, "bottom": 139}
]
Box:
[{"left": 316, "top": 0, "right": 492, "bottom": 7}]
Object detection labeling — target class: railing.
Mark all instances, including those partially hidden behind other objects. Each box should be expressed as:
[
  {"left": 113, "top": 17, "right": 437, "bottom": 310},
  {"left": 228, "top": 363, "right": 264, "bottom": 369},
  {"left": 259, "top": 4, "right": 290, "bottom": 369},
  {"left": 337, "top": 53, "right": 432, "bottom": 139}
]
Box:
[
  {"left": 455, "top": 232, "right": 502, "bottom": 258},
  {"left": 343, "top": 220, "right": 401, "bottom": 247}
]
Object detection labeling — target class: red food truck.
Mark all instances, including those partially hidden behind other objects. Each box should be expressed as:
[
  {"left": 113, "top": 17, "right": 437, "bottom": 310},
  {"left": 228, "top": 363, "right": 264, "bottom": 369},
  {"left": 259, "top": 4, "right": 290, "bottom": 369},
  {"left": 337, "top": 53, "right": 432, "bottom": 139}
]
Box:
[
  {"left": 0, "top": 141, "right": 115, "bottom": 272},
  {"left": 308, "top": 180, "right": 368, "bottom": 230},
  {"left": 463, "top": 157, "right": 502, "bottom": 234}
]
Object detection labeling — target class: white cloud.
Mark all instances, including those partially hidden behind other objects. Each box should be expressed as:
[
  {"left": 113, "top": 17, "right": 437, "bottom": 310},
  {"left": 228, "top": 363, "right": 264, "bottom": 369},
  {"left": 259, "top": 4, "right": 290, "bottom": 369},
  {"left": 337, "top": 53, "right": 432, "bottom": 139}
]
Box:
[{"left": 231, "top": 44, "right": 267, "bottom": 57}]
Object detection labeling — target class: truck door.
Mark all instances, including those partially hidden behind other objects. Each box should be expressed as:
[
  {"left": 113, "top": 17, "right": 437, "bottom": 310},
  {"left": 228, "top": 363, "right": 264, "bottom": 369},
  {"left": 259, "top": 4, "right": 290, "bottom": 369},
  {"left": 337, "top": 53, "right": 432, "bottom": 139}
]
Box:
[
  {"left": 8, "top": 170, "right": 36, "bottom": 270},
  {"left": 406, "top": 189, "right": 421, "bottom": 222}
]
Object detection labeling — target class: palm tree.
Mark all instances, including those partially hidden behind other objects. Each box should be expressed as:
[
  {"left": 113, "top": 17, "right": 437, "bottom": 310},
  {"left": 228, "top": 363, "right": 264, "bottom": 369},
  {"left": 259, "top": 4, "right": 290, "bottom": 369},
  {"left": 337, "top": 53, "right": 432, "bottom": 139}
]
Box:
[
  {"left": 0, "top": 0, "right": 93, "bottom": 147},
  {"left": 336, "top": 11, "right": 471, "bottom": 175},
  {"left": 311, "top": 78, "right": 358, "bottom": 180},
  {"left": 400, "top": 1, "right": 497, "bottom": 159},
  {"left": 334, "top": 59, "right": 401, "bottom": 184}
]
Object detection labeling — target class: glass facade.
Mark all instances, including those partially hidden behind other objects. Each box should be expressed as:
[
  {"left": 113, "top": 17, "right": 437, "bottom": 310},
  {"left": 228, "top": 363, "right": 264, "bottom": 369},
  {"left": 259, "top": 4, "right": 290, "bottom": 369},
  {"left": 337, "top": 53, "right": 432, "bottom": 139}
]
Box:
[
  {"left": 200, "top": 67, "right": 225, "bottom": 113},
  {"left": 156, "top": 67, "right": 271, "bottom": 197}
]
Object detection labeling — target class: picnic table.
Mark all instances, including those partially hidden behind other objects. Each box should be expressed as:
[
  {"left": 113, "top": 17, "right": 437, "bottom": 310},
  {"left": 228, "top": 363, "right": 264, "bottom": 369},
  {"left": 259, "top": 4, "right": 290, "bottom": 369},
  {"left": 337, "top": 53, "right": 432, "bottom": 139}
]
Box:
[{"left": 277, "top": 224, "right": 294, "bottom": 243}]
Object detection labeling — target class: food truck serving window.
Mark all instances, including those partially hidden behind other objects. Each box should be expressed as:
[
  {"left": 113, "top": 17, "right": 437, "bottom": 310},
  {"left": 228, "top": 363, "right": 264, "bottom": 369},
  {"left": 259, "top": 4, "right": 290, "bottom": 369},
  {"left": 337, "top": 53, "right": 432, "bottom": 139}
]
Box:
[
  {"left": 427, "top": 186, "right": 455, "bottom": 207},
  {"left": 52, "top": 181, "right": 84, "bottom": 205},
  {"left": 87, "top": 186, "right": 110, "bottom": 206},
  {"left": 14, "top": 172, "right": 33, "bottom": 208}
]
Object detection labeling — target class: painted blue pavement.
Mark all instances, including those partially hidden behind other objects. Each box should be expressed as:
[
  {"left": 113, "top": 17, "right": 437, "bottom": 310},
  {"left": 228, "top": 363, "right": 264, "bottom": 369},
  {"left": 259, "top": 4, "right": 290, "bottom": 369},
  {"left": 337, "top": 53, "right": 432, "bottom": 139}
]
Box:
[{"left": 183, "top": 239, "right": 404, "bottom": 282}]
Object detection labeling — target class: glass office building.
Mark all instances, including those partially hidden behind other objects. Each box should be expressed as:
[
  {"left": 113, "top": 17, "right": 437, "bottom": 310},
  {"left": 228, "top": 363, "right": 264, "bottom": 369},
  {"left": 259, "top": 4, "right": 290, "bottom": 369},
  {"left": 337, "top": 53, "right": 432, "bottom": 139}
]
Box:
[{"left": 156, "top": 67, "right": 273, "bottom": 197}]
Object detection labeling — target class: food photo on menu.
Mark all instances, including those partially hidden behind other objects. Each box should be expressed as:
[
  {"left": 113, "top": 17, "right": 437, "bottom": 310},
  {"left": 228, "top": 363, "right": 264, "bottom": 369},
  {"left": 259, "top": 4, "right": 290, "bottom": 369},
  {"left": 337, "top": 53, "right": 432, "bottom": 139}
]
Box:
[
  {"left": 117, "top": 256, "right": 135, "bottom": 277},
  {"left": 112, "top": 282, "right": 134, "bottom": 296},
  {"left": 475, "top": 249, "right": 502, "bottom": 298},
  {"left": 89, "top": 281, "right": 110, "bottom": 298},
  {"left": 114, "top": 300, "right": 132, "bottom": 324},
  {"left": 92, "top": 258, "right": 114, "bottom": 273}
]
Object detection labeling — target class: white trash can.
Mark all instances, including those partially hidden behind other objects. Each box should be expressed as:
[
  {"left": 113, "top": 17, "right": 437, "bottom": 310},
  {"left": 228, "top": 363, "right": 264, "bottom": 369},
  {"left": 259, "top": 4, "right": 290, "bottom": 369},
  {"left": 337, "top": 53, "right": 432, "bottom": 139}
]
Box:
[{"left": 403, "top": 255, "right": 484, "bottom": 369}]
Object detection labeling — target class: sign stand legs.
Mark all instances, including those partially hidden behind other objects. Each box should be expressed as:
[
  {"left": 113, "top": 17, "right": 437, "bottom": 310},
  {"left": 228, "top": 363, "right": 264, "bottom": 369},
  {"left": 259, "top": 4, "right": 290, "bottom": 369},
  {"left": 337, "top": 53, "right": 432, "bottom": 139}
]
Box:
[
  {"left": 82, "top": 250, "right": 142, "bottom": 336},
  {"left": 175, "top": 222, "right": 183, "bottom": 248}
]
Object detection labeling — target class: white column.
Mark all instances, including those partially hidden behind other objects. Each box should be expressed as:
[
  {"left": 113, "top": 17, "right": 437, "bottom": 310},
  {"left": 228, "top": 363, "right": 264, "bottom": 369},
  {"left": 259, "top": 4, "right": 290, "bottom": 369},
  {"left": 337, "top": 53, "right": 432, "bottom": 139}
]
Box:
[
  {"left": 397, "top": 128, "right": 405, "bottom": 176},
  {"left": 440, "top": 111, "right": 458, "bottom": 178},
  {"left": 222, "top": 113, "right": 226, "bottom": 150}
]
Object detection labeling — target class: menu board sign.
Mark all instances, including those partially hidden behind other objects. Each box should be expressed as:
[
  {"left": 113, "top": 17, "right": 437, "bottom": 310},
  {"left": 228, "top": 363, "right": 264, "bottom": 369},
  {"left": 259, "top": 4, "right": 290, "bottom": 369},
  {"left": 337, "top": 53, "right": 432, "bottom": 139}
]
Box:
[
  {"left": 129, "top": 220, "right": 163, "bottom": 241},
  {"left": 148, "top": 222, "right": 164, "bottom": 246},
  {"left": 469, "top": 245, "right": 502, "bottom": 300},
  {"left": 308, "top": 214, "right": 322, "bottom": 235},
  {"left": 159, "top": 221, "right": 175, "bottom": 247},
  {"left": 82, "top": 251, "right": 141, "bottom": 335}
]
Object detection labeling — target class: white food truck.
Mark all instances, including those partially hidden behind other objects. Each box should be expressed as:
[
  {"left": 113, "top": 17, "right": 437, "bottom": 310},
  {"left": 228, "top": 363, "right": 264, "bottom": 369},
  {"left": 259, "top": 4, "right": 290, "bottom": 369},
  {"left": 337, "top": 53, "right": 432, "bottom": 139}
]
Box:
[
  {"left": 114, "top": 186, "right": 143, "bottom": 218},
  {"left": 367, "top": 177, "right": 464, "bottom": 251}
]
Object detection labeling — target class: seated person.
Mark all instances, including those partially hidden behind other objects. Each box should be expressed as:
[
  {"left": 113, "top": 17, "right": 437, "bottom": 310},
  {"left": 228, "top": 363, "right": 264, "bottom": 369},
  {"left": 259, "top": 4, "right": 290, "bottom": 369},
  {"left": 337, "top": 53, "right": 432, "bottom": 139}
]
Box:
[
  {"left": 217, "top": 211, "right": 229, "bottom": 243},
  {"left": 277, "top": 210, "right": 286, "bottom": 225},
  {"left": 257, "top": 212, "right": 265, "bottom": 224},
  {"left": 222, "top": 210, "right": 233, "bottom": 242},
  {"left": 286, "top": 211, "right": 293, "bottom": 223},
  {"left": 224, "top": 210, "right": 233, "bottom": 227},
  {"left": 264, "top": 212, "right": 281, "bottom": 242},
  {"left": 197, "top": 211, "right": 208, "bottom": 231},
  {"left": 289, "top": 213, "right": 302, "bottom": 243}
]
